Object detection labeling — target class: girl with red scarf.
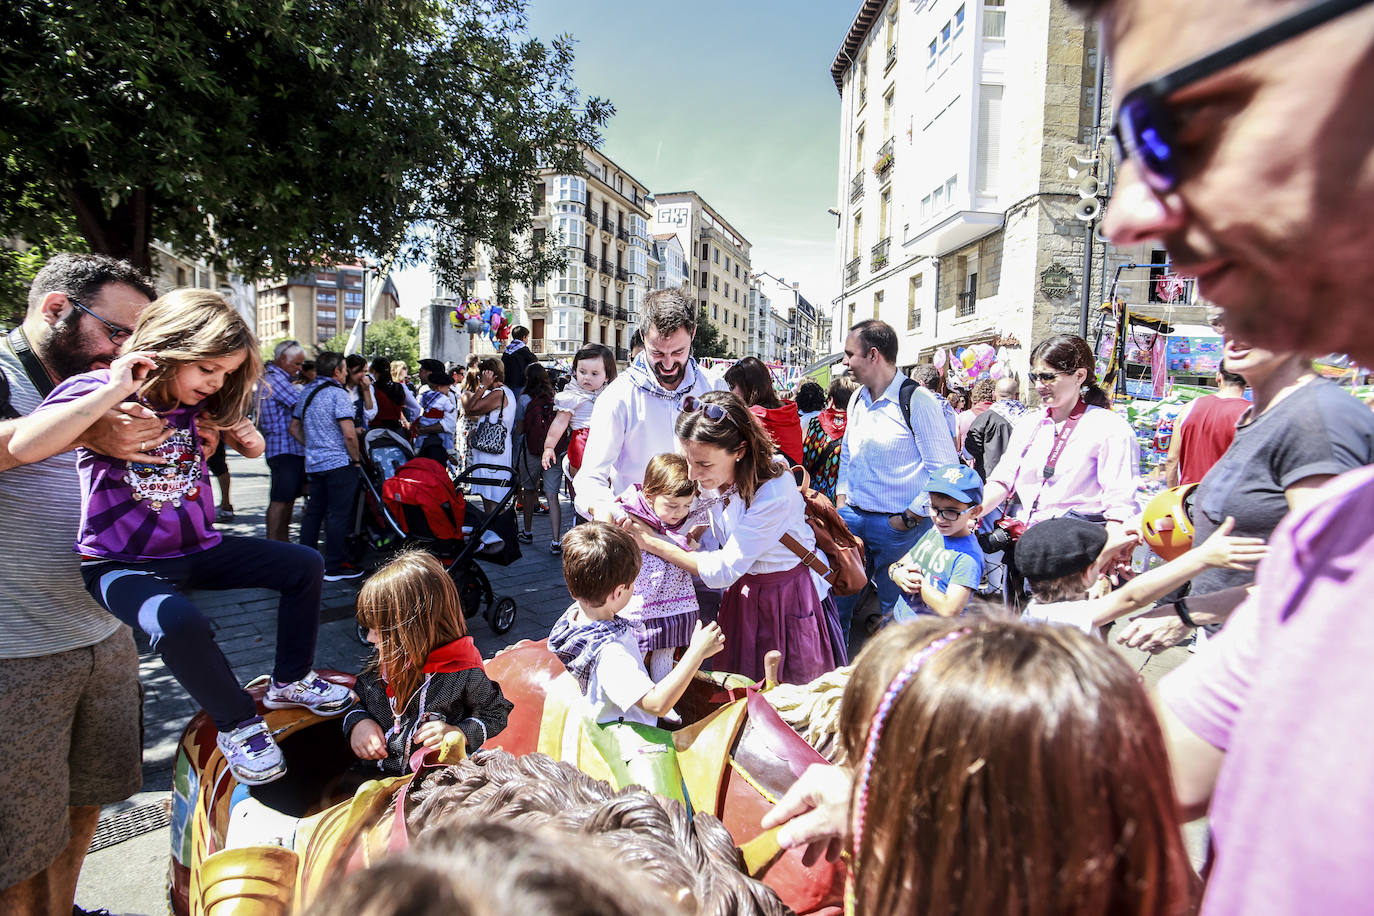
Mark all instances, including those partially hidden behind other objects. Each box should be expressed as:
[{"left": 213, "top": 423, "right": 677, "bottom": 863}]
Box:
[
  {"left": 803, "top": 375, "right": 860, "bottom": 502},
  {"left": 343, "top": 551, "right": 512, "bottom": 775},
  {"left": 725, "top": 357, "right": 804, "bottom": 466}
]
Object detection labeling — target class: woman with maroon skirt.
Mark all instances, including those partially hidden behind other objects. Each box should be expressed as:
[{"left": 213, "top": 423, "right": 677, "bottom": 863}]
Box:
[{"left": 618, "top": 391, "right": 845, "bottom": 684}]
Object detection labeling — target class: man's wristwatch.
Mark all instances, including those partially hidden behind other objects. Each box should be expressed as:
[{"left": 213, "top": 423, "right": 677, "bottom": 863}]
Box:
[{"left": 895, "top": 510, "right": 921, "bottom": 530}]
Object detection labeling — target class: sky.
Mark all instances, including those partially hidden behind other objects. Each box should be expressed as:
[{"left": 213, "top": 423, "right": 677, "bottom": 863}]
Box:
[{"left": 395, "top": 0, "right": 858, "bottom": 320}]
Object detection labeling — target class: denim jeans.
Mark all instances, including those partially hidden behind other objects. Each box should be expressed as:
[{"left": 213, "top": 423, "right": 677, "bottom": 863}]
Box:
[
  {"left": 301, "top": 464, "right": 361, "bottom": 572},
  {"left": 833, "top": 504, "right": 932, "bottom": 642},
  {"left": 83, "top": 536, "right": 325, "bottom": 730}
]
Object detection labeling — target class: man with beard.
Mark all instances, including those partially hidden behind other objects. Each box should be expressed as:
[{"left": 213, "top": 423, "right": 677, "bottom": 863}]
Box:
[
  {"left": 0, "top": 253, "right": 160, "bottom": 915},
  {"left": 1069, "top": 0, "right": 1374, "bottom": 911},
  {"left": 573, "top": 288, "right": 721, "bottom": 521}
]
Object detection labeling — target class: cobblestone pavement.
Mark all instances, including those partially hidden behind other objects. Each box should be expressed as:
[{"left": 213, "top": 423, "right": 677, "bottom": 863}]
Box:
[{"left": 77, "top": 452, "right": 573, "bottom": 914}]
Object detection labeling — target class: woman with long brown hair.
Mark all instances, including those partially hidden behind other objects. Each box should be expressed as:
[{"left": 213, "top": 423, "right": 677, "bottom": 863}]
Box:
[
  {"left": 618, "top": 391, "right": 844, "bottom": 683},
  {"left": 725, "top": 356, "right": 804, "bottom": 466},
  {"left": 762, "top": 617, "right": 1197, "bottom": 916}
]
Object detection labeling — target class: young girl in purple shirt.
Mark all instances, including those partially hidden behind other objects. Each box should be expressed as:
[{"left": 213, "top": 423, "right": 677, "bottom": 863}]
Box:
[{"left": 10, "top": 289, "right": 354, "bottom": 786}]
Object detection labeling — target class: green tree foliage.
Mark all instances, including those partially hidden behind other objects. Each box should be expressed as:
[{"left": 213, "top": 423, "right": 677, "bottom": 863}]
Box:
[
  {"left": 692, "top": 308, "right": 733, "bottom": 359},
  {"left": 0, "top": 0, "right": 611, "bottom": 292},
  {"left": 322, "top": 316, "right": 419, "bottom": 368}
]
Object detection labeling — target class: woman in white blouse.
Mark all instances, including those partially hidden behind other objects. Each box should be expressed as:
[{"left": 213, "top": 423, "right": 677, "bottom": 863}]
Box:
[{"left": 620, "top": 392, "right": 844, "bottom": 684}]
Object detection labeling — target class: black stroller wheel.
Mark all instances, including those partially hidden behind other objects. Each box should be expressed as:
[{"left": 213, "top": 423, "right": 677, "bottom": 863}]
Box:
[
  {"left": 453, "top": 571, "right": 485, "bottom": 619},
  {"left": 486, "top": 596, "right": 517, "bottom": 635}
]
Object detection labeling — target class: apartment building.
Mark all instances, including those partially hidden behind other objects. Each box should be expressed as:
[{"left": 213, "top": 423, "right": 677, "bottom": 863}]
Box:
[
  {"left": 256, "top": 264, "right": 398, "bottom": 349},
  {"left": 829, "top": 0, "right": 1182, "bottom": 379},
  {"left": 440, "top": 147, "right": 651, "bottom": 362},
  {"left": 652, "top": 234, "right": 689, "bottom": 290},
  {"left": 751, "top": 271, "right": 824, "bottom": 366},
  {"left": 652, "top": 191, "right": 752, "bottom": 358}
]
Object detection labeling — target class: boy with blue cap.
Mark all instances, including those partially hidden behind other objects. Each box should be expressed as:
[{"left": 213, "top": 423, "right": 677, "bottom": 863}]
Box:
[{"left": 887, "top": 464, "right": 985, "bottom": 620}]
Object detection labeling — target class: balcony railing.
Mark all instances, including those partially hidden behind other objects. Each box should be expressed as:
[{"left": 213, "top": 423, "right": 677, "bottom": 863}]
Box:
[
  {"left": 600, "top": 257, "right": 615, "bottom": 274},
  {"left": 871, "top": 236, "right": 891, "bottom": 271},
  {"left": 616, "top": 266, "right": 629, "bottom": 282},
  {"left": 530, "top": 337, "right": 546, "bottom": 354},
  {"left": 615, "top": 347, "right": 629, "bottom": 361},
  {"left": 874, "top": 138, "right": 894, "bottom": 179},
  {"left": 599, "top": 300, "right": 613, "bottom": 318},
  {"left": 616, "top": 226, "right": 629, "bottom": 242},
  {"left": 616, "top": 307, "right": 628, "bottom": 322},
  {"left": 586, "top": 211, "right": 599, "bottom": 228},
  {"left": 699, "top": 227, "right": 712, "bottom": 239},
  {"left": 582, "top": 250, "right": 596, "bottom": 269},
  {"left": 850, "top": 172, "right": 864, "bottom": 202},
  {"left": 844, "top": 256, "right": 861, "bottom": 288},
  {"left": 885, "top": 42, "right": 897, "bottom": 72},
  {"left": 858, "top": 86, "right": 867, "bottom": 108},
  {"left": 956, "top": 290, "right": 976, "bottom": 318},
  {"left": 582, "top": 294, "right": 596, "bottom": 313}
]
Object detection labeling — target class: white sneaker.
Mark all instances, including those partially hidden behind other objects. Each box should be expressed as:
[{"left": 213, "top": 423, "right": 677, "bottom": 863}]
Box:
[
  {"left": 217, "top": 717, "right": 286, "bottom": 785},
  {"left": 263, "top": 671, "right": 355, "bottom": 716}
]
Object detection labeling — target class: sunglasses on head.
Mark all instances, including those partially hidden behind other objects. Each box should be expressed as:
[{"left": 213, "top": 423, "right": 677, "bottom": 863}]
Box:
[
  {"left": 680, "top": 395, "right": 733, "bottom": 423},
  {"left": 1112, "top": 0, "right": 1372, "bottom": 193}
]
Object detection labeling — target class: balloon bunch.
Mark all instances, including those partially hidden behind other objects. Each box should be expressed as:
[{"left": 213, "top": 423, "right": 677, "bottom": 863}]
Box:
[
  {"left": 934, "top": 343, "right": 1014, "bottom": 384},
  {"left": 481, "top": 303, "right": 508, "bottom": 344}
]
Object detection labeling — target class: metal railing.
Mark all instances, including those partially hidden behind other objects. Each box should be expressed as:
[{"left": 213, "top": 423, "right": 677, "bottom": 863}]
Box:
[
  {"left": 875, "top": 137, "right": 894, "bottom": 178},
  {"left": 586, "top": 211, "right": 599, "bottom": 228},
  {"left": 871, "top": 236, "right": 891, "bottom": 271},
  {"left": 616, "top": 226, "right": 629, "bottom": 242},
  {"left": 844, "top": 256, "right": 861, "bottom": 288},
  {"left": 850, "top": 171, "right": 864, "bottom": 202},
  {"left": 582, "top": 250, "right": 596, "bottom": 269},
  {"left": 530, "top": 337, "right": 546, "bottom": 354},
  {"left": 600, "top": 257, "right": 615, "bottom": 274},
  {"left": 582, "top": 294, "right": 596, "bottom": 313},
  {"left": 616, "top": 307, "right": 628, "bottom": 322},
  {"left": 885, "top": 42, "right": 897, "bottom": 71},
  {"left": 599, "top": 299, "right": 612, "bottom": 317},
  {"left": 956, "top": 290, "right": 976, "bottom": 317},
  {"left": 615, "top": 266, "right": 629, "bottom": 282},
  {"left": 615, "top": 346, "right": 629, "bottom": 361}
]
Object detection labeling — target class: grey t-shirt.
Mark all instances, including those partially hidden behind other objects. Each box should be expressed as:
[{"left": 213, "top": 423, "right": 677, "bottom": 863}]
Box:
[
  {"left": 0, "top": 336, "right": 122, "bottom": 658},
  {"left": 1191, "top": 378, "right": 1374, "bottom": 599}
]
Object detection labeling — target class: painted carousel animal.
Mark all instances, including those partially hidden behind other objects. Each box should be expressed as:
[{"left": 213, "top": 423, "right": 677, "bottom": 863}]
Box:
[{"left": 167, "top": 641, "right": 850, "bottom": 915}]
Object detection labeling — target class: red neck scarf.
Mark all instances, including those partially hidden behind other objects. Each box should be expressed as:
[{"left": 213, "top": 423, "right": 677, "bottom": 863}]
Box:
[
  {"left": 818, "top": 406, "right": 847, "bottom": 440},
  {"left": 383, "top": 636, "right": 486, "bottom": 699}
]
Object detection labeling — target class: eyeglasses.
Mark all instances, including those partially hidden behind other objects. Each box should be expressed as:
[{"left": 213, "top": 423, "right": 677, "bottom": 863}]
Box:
[
  {"left": 928, "top": 505, "right": 972, "bottom": 522},
  {"left": 68, "top": 297, "right": 134, "bottom": 345},
  {"left": 679, "top": 395, "right": 733, "bottom": 423},
  {"left": 1111, "top": 0, "right": 1372, "bottom": 193},
  {"left": 1027, "top": 371, "right": 1066, "bottom": 384}
]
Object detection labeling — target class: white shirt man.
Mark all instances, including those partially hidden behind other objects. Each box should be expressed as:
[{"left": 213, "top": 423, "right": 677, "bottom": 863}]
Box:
[{"left": 573, "top": 290, "right": 720, "bottom": 520}]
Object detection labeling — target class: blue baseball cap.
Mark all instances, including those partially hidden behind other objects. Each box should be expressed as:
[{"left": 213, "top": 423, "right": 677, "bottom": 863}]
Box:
[{"left": 924, "top": 463, "right": 983, "bottom": 505}]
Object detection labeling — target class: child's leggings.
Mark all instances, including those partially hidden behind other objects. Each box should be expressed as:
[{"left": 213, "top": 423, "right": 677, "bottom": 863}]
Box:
[{"left": 81, "top": 536, "right": 325, "bottom": 731}]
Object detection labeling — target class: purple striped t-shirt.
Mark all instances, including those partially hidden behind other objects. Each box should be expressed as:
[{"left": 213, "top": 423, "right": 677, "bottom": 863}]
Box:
[{"left": 38, "top": 371, "right": 221, "bottom": 561}]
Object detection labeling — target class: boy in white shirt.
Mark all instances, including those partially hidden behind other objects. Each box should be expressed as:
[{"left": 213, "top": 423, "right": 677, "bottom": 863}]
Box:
[
  {"left": 1018, "top": 515, "right": 1266, "bottom": 636},
  {"left": 547, "top": 523, "right": 723, "bottom": 725}
]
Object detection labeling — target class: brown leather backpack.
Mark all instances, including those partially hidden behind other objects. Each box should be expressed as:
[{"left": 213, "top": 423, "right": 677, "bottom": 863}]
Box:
[{"left": 780, "top": 466, "right": 868, "bottom": 596}]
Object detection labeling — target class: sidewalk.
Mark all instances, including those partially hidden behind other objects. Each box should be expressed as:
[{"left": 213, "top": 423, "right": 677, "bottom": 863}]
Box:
[{"left": 77, "top": 453, "right": 574, "bottom": 915}]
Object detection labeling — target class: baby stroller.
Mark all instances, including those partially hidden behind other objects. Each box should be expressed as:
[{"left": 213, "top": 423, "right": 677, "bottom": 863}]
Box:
[{"left": 355, "top": 428, "right": 521, "bottom": 634}]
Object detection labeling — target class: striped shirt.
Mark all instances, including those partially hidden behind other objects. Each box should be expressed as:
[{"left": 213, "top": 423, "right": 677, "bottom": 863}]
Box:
[
  {"left": 257, "top": 362, "right": 303, "bottom": 458},
  {"left": 837, "top": 373, "right": 960, "bottom": 515},
  {"left": 0, "top": 337, "right": 122, "bottom": 658}
]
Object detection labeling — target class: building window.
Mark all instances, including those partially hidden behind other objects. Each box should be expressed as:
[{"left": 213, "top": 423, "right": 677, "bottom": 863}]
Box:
[
  {"left": 734, "top": 264, "right": 740, "bottom": 279},
  {"left": 713, "top": 247, "right": 719, "bottom": 263},
  {"left": 908, "top": 274, "right": 923, "bottom": 330},
  {"left": 873, "top": 290, "right": 884, "bottom": 319},
  {"left": 344, "top": 290, "right": 363, "bottom": 306},
  {"left": 921, "top": 194, "right": 932, "bottom": 219},
  {"left": 958, "top": 272, "right": 978, "bottom": 318},
  {"left": 724, "top": 283, "right": 729, "bottom": 298},
  {"left": 927, "top": 40, "right": 937, "bottom": 86},
  {"left": 858, "top": 51, "right": 868, "bottom": 107},
  {"left": 701, "top": 243, "right": 709, "bottom": 260},
  {"left": 954, "top": 4, "right": 965, "bottom": 36},
  {"left": 883, "top": 88, "right": 895, "bottom": 138},
  {"left": 977, "top": 84, "right": 1004, "bottom": 194},
  {"left": 724, "top": 256, "right": 731, "bottom": 272},
  {"left": 713, "top": 276, "right": 719, "bottom": 291},
  {"left": 713, "top": 304, "right": 719, "bottom": 319},
  {"left": 855, "top": 126, "right": 865, "bottom": 172},
  {"left": 984, "top": 0, "right": 1007, "bottom": 38},
  {"left": 317, "top": 290, "right": 337, "bottom": 305},
  {"left": 945, "top": 175, "right": 957, "bottom": 204},
  {"left": 852, "top": 212, "right": 863, "bottom": 257}
]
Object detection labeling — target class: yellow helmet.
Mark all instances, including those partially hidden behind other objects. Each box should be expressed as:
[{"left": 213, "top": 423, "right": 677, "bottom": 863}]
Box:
[{"left": 1140, "top": 484, "right": 1198, "bottom": 561}]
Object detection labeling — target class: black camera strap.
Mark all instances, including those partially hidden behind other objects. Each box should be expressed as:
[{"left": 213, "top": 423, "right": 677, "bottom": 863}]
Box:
[
  {"left": 1023, "top": 398, "right": 1088, "bottom": 523},
  {"left": 8, "top": 327, "right": 55, "bottom": 399}
]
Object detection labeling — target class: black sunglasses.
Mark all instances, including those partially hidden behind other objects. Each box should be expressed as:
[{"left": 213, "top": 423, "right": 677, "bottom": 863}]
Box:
[
  {"left": 68, "top": 296, "right": 134, "bottom": 345},
  {"left": 1112, "top": 0, "right": 1373, "bottom": 193},
  {"left": 1027, "top": 370, "right": 1066, "bottom": 384}
]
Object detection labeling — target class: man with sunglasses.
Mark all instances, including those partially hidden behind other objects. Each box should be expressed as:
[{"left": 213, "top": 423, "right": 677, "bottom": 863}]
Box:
[
  {"left": 0, "top": 253, "right": 160, "bottom": 916},
  {"left": 1073, "top": 0, "right": 1374, "bottom": 910}
]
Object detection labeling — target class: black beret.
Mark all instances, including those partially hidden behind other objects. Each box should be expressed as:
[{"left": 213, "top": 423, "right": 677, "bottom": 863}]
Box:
[
  {"left": 418, "top": 358, "right": 445, "bottom": 374},
  {"left": 1015, "top": 517, "right": 1107, "bottom": 581}
]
